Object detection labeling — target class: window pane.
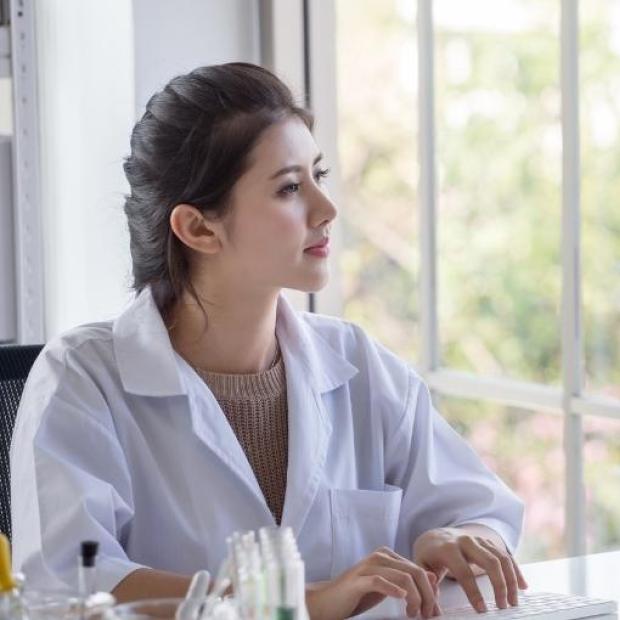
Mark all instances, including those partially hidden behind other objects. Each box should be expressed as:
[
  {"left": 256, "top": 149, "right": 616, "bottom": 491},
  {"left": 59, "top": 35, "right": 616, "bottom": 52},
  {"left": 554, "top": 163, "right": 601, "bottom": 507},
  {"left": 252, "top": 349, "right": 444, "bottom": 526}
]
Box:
[
  {"left": 335, "top": 0, "right": 420, "bottom": 361},
  {"left": 435, "top": 0, "right": 562, "bottom": 383},
  {"left": 580, "top": 1, "right": 620, "bottom": 397},
  {"left": 437, "top": 396, "right": 565, "bottom": 562},
  {"left": 584, "top": 415, "right": 620, "bottom": 553}
]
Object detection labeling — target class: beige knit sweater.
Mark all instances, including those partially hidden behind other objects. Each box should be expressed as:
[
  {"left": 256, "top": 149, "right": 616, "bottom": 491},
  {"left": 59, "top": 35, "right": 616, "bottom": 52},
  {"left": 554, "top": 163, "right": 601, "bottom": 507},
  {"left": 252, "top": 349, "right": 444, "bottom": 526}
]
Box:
[{"left": 196, "top": 349, "right": 288, "bottom": 524}]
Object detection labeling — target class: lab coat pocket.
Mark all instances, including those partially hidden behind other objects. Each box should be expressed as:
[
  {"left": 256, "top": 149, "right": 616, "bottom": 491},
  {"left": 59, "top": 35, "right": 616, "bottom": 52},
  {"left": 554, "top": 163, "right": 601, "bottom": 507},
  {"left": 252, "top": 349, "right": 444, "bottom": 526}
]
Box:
[{"left": 329, "top": 484, "right": 403, "bottom": 578}]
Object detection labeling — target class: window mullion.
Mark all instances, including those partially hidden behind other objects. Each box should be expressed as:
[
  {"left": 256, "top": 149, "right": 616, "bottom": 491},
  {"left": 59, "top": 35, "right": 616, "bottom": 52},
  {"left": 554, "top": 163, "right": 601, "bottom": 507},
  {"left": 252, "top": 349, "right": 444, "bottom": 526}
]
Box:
[
  {"left": 560, "top": 0, "right": 585, "bottom": 557},
  {"left": 259, "top": 0, "right": 310, "bottom": 313},
  {"left": 417, "top": 0, "right": 438, "bottom": 375}
]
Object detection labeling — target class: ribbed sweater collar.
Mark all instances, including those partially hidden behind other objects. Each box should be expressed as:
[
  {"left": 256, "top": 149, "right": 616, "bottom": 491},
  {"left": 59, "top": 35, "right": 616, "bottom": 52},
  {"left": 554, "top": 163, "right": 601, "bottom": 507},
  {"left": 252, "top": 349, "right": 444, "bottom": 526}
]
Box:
[{"left": 195, "top": 353, "right": 286, "bottom": 400}]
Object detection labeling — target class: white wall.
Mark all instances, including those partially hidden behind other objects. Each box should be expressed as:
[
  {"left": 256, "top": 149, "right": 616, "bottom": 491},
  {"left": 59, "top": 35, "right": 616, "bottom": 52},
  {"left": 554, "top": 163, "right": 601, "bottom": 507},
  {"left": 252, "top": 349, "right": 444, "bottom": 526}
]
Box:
[
  {"left": 35, "top": 0, "right": 135, "bottom": 338},
  {"left": 132, "top": 0, "right": 260, "bottom": 114},
  {"left": 35, "top": 0, "right": 261, "bottom": 338}
]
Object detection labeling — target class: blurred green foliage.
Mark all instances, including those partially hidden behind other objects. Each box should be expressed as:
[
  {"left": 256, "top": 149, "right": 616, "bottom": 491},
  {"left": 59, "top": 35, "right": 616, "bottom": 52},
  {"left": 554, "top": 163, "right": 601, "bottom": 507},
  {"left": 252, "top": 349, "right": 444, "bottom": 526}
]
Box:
[{"left": 335, "top": 0, "right": 620, "bottom": 561}]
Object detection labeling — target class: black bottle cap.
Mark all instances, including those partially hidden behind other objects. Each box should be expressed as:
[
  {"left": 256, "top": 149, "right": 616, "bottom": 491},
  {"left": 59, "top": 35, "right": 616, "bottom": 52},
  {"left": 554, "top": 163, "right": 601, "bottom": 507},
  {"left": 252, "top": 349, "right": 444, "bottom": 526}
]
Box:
[{"left": 80, "top": 540, "right": 99, "bottom": 568}]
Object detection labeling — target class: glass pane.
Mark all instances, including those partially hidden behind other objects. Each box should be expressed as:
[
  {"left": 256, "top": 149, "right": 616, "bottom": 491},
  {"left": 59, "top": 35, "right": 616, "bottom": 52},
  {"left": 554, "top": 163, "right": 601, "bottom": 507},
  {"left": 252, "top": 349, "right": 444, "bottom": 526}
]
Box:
[
  {"left": 335, "top": 0, "right": 420, "bottom": 361},
  {"left": 584, "top": 415, "right": 620, "bottom": 553},
  {"left": 580, "top": 1, "right": 620, "bottom": 396},
  {"left": 438, "top": 396, "right": 565, "bottom": 562},
  {"left": 435, "top": 0, "right": 562, "bottom": 383}
]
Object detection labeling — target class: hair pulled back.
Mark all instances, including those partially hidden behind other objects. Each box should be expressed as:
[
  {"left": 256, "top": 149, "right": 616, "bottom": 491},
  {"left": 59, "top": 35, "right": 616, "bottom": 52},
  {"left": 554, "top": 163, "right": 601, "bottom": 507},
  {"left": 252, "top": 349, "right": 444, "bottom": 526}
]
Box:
[{"left": 123, "top": 62, "right": 314, "bottom": 316}]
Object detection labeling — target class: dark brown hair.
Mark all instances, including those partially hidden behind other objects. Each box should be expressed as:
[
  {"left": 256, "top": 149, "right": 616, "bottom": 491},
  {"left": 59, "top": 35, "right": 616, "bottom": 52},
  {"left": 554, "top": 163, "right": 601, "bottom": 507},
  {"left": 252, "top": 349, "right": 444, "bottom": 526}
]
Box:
[{"left": 123, "top": 62, "right": 314, "bottom": 317}]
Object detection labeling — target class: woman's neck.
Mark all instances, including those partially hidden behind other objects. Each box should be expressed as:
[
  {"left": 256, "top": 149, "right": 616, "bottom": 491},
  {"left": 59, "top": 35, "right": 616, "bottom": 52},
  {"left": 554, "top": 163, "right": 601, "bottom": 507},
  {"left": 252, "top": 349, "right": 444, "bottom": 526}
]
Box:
[{"left": 166, "top": 287, "right": 280, "bottom": 375}]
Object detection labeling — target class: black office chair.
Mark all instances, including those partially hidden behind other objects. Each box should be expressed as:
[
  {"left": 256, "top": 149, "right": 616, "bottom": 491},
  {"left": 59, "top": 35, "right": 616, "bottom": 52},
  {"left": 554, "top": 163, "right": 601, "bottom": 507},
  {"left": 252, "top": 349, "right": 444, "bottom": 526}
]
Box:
[{"left": 0, "top": 344, "right": 44, "bottom": 540}]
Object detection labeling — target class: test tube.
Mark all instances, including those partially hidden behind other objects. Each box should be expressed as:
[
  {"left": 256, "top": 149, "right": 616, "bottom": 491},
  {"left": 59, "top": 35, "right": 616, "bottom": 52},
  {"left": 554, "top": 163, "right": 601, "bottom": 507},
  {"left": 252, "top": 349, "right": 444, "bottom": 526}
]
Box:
[{"left": 78, "top": 540, "right": 99, "bottom": 598}]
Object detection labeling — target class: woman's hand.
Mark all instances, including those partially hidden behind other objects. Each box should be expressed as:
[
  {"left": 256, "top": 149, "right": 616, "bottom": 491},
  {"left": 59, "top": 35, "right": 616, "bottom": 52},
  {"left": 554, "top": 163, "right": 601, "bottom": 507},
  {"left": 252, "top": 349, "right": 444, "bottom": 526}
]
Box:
[
  {"left": 413, "top": 526, "right": 528, "bottom": 614},
  {"left": 306, "top": 547, "right": 441, "bottom": 620}
]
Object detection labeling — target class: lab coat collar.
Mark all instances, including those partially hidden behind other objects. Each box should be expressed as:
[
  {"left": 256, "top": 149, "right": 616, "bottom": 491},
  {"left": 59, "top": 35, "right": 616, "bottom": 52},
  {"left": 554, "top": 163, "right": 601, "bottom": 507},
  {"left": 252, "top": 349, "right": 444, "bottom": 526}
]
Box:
[
  {"left": 113, "top": 286, "right": 185, "bottom": 397},
  {"left": 113, "top": 286, "right": 358, "bottom": 397},
  {"left": 275, "top": 295, "right": 359, "bottom": 393}
]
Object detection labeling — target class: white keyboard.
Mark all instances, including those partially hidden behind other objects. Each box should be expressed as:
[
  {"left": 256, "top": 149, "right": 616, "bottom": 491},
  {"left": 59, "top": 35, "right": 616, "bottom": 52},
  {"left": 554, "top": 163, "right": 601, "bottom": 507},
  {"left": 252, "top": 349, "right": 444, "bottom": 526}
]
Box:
[{"left": 437, "top": 591, "right": 618, "bottom": 620}]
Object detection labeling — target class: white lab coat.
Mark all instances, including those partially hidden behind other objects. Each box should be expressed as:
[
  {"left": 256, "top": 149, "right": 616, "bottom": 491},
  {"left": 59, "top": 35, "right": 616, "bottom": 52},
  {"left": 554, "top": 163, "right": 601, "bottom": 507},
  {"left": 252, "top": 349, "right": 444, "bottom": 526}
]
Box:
[{"left": 11, "top": 286, "right": 524, "bottom": 593}]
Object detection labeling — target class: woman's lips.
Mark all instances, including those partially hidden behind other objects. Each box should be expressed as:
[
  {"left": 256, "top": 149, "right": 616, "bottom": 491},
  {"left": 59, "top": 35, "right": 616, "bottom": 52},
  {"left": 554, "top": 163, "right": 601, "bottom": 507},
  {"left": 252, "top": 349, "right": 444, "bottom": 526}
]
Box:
[{"left": 304, "top": 238, "right": 330, "bottom": 257}]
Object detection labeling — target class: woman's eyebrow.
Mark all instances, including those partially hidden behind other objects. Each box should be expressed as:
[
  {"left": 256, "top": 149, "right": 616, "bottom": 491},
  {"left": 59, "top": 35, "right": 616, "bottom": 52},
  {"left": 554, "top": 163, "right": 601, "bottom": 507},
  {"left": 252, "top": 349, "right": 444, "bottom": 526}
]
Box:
[{"left": 269, "top": 152, "right": 324, "bottom": 180}]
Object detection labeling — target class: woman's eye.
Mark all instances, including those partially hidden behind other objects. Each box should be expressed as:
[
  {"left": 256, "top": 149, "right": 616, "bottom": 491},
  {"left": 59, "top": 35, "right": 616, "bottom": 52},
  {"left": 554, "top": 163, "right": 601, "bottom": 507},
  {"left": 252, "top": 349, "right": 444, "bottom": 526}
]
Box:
[
  {"left": 279, "top": 183, "right": 301, "bottom": 195},
  {"left": 315, "top": 167, "right": 331, "bottom": 182},
  {"left": 277, "top": 168, "right": 331, "bottom": 197}
]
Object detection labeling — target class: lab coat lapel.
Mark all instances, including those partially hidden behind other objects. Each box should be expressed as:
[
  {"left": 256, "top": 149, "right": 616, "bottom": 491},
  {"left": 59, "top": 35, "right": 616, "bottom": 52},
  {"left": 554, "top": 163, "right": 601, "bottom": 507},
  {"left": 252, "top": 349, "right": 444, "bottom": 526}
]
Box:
[
  {"left": 114, "top": 287, "right": 270, "bottom": 516},
  {"left": 114, "top": 287, "right": 360, "bottom": 528},
  {"left": 280, "top": 350, "right": 331, "bottom": 537},
  {"left": 184, "top": 373, "right": 268, "bottom": 514},
  {"left": 276, "top": 295, "right": 358, "bottom": 536}
]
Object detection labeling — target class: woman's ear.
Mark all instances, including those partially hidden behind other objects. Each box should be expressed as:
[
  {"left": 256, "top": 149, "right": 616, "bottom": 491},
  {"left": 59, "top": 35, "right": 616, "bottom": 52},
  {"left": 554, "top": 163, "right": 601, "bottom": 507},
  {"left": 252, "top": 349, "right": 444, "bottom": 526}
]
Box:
[{"left": 169, "top": 204, "right": 225, "bottom": 255}]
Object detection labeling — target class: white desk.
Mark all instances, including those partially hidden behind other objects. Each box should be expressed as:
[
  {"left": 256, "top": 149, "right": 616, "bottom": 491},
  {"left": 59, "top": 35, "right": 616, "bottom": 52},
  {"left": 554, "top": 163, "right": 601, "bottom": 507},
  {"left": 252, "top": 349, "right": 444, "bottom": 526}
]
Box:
[
  {"left": 519, "top": 550, "right": 620, "bottom": 604},
  {"left": 363, "top": 550, "right": 620, "bottom": 617}
]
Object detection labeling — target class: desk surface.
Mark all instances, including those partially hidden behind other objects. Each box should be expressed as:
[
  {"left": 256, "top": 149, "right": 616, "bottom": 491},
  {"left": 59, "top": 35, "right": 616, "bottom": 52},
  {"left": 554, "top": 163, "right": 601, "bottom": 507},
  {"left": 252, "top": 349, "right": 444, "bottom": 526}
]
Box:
[
  {"left": 364, "top": 549, "right": 620, "bottom": 617},
  {"left": 519, "top": 549, "right": 620, "bottom": 603}
]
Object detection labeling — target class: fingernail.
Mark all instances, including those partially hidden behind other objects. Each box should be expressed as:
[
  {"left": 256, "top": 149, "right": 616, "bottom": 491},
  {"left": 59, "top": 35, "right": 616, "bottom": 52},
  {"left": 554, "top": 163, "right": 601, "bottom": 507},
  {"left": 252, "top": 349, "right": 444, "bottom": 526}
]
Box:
[{"left": 476, "top": 601, "right": 487, "bottom": 613}]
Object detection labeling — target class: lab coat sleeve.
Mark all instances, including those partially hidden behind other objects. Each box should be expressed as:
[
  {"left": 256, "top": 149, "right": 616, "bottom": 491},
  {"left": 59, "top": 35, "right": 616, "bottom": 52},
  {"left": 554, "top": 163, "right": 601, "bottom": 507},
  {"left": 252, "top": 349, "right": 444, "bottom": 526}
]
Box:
[
  {"left": 386, "top": 371, "right": 525, "bottom": 557},
  {"left": 10, "top": 346, "right": 146, "bottom": 593}
]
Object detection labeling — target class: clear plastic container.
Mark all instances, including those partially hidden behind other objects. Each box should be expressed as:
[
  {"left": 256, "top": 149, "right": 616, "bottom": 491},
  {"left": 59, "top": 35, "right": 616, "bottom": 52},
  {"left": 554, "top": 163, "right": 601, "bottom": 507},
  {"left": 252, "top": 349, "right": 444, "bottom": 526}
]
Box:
[
  {"left": 104, "top": 597, "right": 239, "bottom": 620},
  {"left": 104, "top": 598, "right": 184, "bottom": 620},
  {"left": 23, "top": 590, "right": 115, "bottom": 620}
]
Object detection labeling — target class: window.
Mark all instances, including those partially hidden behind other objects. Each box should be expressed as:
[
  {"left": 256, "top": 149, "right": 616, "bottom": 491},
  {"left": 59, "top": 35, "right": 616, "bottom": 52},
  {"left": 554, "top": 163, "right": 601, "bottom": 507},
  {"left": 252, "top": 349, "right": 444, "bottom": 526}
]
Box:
[
  {"left": 580, "top": 0, "right": 620, "bottom": 397},
  {"left": 335, "top": 0, "right": 420, "bottom": 362},
  {"left": 435, "top": 0, "right": 561, "bottom": 384},
  {"left": 439, "top": 396, "right": 566, "bottom": 560},
  {"left": 325, "top": 0, "right": 620, "bottom": 560}
]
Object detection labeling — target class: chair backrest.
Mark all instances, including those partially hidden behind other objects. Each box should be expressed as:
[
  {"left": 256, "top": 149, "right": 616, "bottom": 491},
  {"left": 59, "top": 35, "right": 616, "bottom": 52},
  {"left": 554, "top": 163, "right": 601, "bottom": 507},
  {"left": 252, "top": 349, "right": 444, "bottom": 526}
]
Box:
[{"left": 0, "top": 344, "right": 44, "bottom": 540}]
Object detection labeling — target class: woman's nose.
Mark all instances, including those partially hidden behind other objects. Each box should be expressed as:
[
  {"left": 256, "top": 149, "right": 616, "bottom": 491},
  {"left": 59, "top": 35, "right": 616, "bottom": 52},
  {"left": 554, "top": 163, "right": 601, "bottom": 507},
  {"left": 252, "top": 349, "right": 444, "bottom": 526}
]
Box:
[{"left": 311, "top": 187, "right": 338, "bottom": 227}]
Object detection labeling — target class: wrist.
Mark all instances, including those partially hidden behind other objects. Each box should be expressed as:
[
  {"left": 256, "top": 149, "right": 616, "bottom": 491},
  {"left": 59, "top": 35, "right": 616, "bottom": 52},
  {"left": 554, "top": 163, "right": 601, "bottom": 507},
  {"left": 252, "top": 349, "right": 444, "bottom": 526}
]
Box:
[
  {"left": 305, "top": 580, "right": 331, "bottom": 620},
  {"left": 306, "top": 580, "right": 329, "bottom": 591}
]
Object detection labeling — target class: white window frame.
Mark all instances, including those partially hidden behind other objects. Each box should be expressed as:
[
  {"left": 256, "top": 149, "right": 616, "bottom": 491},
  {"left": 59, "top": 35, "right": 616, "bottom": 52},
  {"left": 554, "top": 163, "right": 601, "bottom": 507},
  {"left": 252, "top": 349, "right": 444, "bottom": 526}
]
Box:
[
  {"left": 8, "top": 0, "right": 45, "bottom": 345},
  {"left": 260, "top": 0, "right": 344, "bottom": 315},
  {"left": 300, "top": 0, "right": 620, "bottom": 557},
  {"left": 260, "top": 0, "right": 314, "bottom": 313}
]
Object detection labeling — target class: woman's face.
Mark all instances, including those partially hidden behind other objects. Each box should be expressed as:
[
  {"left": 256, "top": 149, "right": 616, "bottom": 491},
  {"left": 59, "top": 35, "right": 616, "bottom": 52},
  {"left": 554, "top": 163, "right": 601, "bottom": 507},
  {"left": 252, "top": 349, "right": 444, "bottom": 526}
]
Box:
[{"left": 218, "top": 115, "right": 337, "bottom": 294}]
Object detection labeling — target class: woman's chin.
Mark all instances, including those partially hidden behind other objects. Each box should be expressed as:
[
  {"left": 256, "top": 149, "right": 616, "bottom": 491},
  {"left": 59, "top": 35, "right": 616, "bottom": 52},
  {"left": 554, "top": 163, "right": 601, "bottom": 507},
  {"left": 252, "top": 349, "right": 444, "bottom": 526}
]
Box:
[{"left": 289, "top": 273, "right": 330, "bottom": 294}]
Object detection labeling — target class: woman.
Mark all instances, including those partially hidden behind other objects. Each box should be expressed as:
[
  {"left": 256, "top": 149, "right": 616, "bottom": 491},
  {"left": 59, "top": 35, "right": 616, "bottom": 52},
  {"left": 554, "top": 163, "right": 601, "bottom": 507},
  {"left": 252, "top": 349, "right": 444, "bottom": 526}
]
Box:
[{"left": 11, "top": 63, "right": 527, "bottom": 619}]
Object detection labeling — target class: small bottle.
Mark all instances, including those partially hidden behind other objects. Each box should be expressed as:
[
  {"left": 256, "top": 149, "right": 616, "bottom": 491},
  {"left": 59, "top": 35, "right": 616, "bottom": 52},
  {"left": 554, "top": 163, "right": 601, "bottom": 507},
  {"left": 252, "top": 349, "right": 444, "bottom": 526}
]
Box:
[
  {"left": 78, "top": 541, "right": 99, "bottom": 598},
  {"left": 278, "top": 535, "right": 308, "bottom": 620},
  {"left": 0, "top": 533, "right": 25, "bottom": 620}
]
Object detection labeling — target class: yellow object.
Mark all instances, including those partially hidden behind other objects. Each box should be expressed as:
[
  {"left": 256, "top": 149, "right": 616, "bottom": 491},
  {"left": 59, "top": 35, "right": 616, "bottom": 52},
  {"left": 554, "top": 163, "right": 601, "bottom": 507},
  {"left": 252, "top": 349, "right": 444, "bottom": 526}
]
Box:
[{"left": 0, "top": 533, "right": 15, "bottom": 592}]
